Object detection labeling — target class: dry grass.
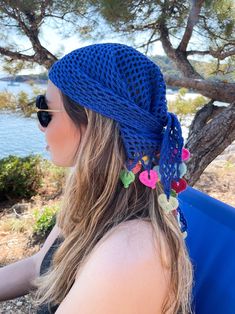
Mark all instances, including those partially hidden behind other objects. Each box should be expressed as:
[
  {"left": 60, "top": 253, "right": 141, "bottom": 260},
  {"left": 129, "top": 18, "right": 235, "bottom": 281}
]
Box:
[
  {"left": 0, "top": 196, "right": 60, "bottom": 265},
  {"left": 195, "top": 160, "right": 235, "bottom": 207}
]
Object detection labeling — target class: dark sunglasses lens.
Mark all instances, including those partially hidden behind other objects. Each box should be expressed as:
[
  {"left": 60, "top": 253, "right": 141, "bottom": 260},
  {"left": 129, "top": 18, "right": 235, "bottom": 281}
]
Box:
[
  {"left": 37, "top": 111, "right": 51, "bottom": 127},
  {"left": 36, "top": 95, "right": 51, "bottom": 127},
  {"left": 36, "top": 95, "right": 47, "bottom": 109}
]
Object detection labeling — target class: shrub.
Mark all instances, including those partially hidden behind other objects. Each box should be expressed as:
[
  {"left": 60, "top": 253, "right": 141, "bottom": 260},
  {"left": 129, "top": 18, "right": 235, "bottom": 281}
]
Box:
[
  {"left": 33, "top": 205, "right": 58, "bottom": 239},
  {"left": 0, "top": 216, "right": 31, "bottom": 233},
  {"left": 17, "top": 91, "right": 34, "bottom": 117},
  {"left": 168, "top": 94, "right": 208, "bottom": 115},
  {"left": 0, "top": 91, "right": 17, "bottom": 111},
  {"left": 178, "top": 87, "right": 188, "bottom": 97},
  {"left": 39, "top": 159, "right": 67, "bottom": 196},
  {"left": 0, "top": 155, "right": 43, "bottom": 201}
]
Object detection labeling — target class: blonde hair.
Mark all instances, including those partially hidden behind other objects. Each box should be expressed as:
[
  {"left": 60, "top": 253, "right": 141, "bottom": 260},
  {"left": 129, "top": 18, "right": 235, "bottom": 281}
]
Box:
[{"left": 32, "top": 96, "right": 194, "bottom": 313}]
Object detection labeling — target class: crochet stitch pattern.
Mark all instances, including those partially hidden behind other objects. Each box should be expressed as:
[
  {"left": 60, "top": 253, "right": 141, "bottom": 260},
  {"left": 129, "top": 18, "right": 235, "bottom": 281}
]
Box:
[{"left": 48, "top": 43, "right": 188, "bottom": 236}]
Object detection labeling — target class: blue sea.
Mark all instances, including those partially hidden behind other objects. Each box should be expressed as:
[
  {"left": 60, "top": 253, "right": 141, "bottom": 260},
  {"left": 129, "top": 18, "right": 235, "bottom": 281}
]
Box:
[{"left": 0, "top": 81, "right": 49, "bottom": 159}]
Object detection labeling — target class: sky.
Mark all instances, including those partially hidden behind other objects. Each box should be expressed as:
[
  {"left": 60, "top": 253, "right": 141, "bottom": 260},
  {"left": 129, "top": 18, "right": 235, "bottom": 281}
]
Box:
[
  {"left": 0, "top": 11, "right": 211, "bottom": 77},
  {"left": 0, "top": 17, "right": 165, "bottom": 76}
]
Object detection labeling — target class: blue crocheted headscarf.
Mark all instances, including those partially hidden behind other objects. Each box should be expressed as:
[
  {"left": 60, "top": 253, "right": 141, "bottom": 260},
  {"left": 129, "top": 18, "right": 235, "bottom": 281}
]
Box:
[{"left": 49, "top": 43, "right": 184, "bottom": 199}]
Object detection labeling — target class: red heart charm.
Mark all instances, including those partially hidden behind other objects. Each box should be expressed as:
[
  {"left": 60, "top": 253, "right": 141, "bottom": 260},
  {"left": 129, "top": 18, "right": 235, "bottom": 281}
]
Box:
[{"left": 171, "top": 178, "right": 187, "bottom": 193}]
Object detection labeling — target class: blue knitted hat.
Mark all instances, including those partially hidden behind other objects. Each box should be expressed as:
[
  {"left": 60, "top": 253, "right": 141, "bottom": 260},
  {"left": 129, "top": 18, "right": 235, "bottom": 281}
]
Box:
[{"left": 48, "top": 43, "right": 188, "bottom": 235}]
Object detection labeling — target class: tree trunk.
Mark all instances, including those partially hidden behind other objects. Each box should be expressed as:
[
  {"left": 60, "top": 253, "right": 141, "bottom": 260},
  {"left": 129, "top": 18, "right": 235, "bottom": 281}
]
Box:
[
  {"left": 159, "top": 21, "right": 201, "bottom": 79},
  {"left": 184, "top": 101, "right": 235, "bottom": 185}
]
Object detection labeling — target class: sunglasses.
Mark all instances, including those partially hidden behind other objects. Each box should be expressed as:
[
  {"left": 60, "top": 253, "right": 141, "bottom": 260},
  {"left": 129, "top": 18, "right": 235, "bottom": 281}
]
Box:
[{"left": 35, "top": 95, "right": 63, "bottom": 127}]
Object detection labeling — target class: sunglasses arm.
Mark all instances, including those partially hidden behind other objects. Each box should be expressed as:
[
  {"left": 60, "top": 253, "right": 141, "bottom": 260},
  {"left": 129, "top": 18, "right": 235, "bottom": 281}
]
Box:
[{"left": 36, "top": 109, "right": 64, "bottom": 113}]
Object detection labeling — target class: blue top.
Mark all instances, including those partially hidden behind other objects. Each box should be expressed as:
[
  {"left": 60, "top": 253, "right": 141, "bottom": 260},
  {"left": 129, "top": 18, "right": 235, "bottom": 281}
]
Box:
[{"left": 179, "top": 187, "right": 235, "bottom": 314}]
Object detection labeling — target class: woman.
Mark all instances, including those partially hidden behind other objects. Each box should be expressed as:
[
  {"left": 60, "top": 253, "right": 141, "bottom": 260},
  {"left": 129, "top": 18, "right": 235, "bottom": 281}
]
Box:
[{"left": 1, "top": 43, "right": 193, "bottom": 313}]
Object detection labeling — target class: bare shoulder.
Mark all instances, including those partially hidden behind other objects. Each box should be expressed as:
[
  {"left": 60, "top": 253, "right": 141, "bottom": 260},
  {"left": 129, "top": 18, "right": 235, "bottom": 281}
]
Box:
[
  {"left": 85, "top": 219, "right": 161, "bottom": 270},
  {"left": 56, "top": 219, "right": 171, "bottom": 314},
  {"left": 76, "top": 219, "right": 170, "bottom": 282},
  {"left": 56, "top": 219, "right": 170, "bottom": 313}
]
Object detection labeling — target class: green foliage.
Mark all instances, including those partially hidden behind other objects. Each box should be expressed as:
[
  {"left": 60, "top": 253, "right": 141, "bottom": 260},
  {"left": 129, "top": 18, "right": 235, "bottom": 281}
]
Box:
[
  {"left": 0, "top": 91, "right": 17, "bottom": 110},
  {"left": 0, "top": 89, "right": 46, "bottom": 117},
  {"left": 151, "top": 55, "right": 180, "bottom": 79},
  {"left": 2, "top": 60, "right": 36, "bottom": 77},
  {"left": 0, "top": 155, "right": 43, "bottom": 201},
  {"left": 168, "top": 94, "right": 208, "bottom": 116},
  {"left": 40, "top": 159, "right": 67, "bottom": 194},
  {"left": 178, "top": 88, "right": 188, "bottom": 97},
  {"left": 212, "top": 0, "right": 234, "bottom": 30},
  {"left": 193, "top": 59, "right": 235, "bottom": 81},
  {"left": 151, "top": 56, "right": 235, "bottom": 82},
  {"left": 2, "top": 61, "right": 25, "bottom": 77},
  {"left": 12, "top": 72, "right": 48, "bottom": 83},
  {"left": 224, "top": 160, "right": 235, "bottom": 169},
  {"left": 31, "top": 85, "right": 46, "bottom": 97},
  {"left": 17, "top": 87, "right": 47, "bottom": 118},
  {"left": 17, "top": 91, "right": 34, "bottom": 117},
  {"left": 33, "top": 205, "right": 58, "bottom": 238},
  {"left": 87, "top": 0, "right": 235, "bottom": 83},
  {"left": 0, "top": 0, "right": 234, "bottom": 85},
  {"left": 99, "top": 0, "right": 135, "bottom": 24}
]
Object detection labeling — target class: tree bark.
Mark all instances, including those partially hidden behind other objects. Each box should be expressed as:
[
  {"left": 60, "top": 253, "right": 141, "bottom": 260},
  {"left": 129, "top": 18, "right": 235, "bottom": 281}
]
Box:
[
  {"left": 177, "top": 0, "right": 204, "bottom": 52},
  {"left": 0, "top": 46, "right": 57, "bottom": 69},
  {"left": 159, "top": 21, "right": 201, "bottom": 79},
  {"left": 165, "top": 75, "right": 235, "bottom": 103},
  {"left": 0, "top": 4, "right": 58, "bottom": 69},
  {"left": 184, "top": 102, "right": 235, "bottom": 185}
]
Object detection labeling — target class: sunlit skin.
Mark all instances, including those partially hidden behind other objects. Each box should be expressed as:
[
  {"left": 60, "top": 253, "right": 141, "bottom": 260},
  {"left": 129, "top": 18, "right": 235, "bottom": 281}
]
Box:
[{"left": 38, "top": 80, "right": 86, "bottom": 167}]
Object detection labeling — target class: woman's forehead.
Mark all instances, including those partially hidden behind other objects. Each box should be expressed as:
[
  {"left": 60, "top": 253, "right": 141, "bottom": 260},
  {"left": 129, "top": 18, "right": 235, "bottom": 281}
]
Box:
[{"left": 46, "top": 80, "right": 63, "bottom": 109}]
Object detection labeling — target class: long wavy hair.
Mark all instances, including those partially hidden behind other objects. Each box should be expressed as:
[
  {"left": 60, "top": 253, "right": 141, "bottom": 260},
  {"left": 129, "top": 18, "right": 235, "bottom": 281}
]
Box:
[{"left": 32, "top": 92, "right": 194, "bottom": 313}]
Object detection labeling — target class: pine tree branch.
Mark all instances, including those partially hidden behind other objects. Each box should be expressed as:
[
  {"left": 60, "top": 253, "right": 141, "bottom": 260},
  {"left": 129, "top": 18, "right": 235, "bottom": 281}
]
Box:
[
  {"left": 178, "top": 0, "right": 205, "bottom": 52},
  {"left": 0, "top": 47, "right": 35, "bottom": 62},
  {"left": 187, "top": 48, "right": 235, "bottom": 60}
]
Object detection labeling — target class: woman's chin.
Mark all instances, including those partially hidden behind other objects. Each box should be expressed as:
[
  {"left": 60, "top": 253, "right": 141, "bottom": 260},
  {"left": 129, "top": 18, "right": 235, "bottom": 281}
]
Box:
[{"left": 50, "top": 156, "right": 72, "bottom": 168}]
